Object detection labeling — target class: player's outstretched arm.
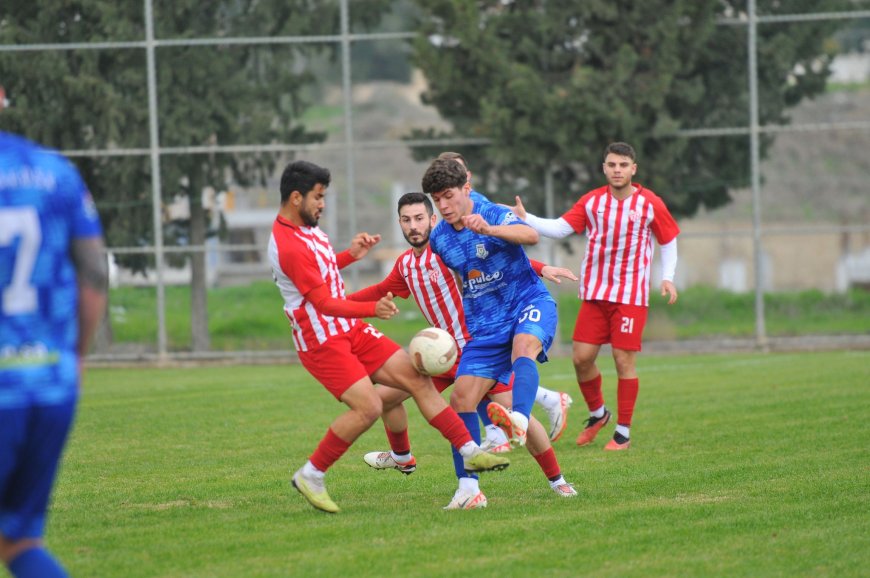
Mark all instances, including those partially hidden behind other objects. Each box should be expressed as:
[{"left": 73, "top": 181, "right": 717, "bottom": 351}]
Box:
[{"left": 461, "top": 214, "right": 539, "bottom": 245}]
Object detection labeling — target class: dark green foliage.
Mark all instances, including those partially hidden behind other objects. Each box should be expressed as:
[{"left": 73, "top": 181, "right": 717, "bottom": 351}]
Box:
[
  {"left": 409, "top": 0, "right": 850, "bottom": 217},
  {"left": 0, "top": 0, "right": 391, "bottom": 271}
]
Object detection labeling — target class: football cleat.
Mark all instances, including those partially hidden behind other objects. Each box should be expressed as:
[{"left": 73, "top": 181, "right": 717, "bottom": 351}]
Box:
[
  {"left": 551, "top": 481, "right": 578, "bottom": 498},
  {"left": 291, "top": 468, "right": 339, "bottom": 513},
  {"left": 604, "top": 432, "right": 631, "bottom": 451},
  {"left": 480, "top": 437, "right": 512, "bottom": 454},
  {"left": 363, "top": 451, "right": 417, "bottom": 475},
  {"left": 443, "top": 489, "right": 488, "bottom": 510},
  {"left": 576, "top": 408, "right": 612, "bottom": 446},
  {"left": 487, "top": 402, "right": 528, "bottom": 447},
  {"left": 463, "top": 447, "right": 510, "bottom": 473},
  {"left": 546, "top": 391, "right": 573, "bottom": 442}
]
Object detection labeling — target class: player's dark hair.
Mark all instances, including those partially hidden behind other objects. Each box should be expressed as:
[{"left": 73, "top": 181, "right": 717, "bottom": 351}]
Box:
[
  {"left": 398, "top": 192, "right": 434, "bottom": 216},
  {"left": 422, "top": 158, "right": 467, "bottom": 195},
  {"left": 604, "top": 142, "right": 636, "bottom": 162},
  {"left": 279, "top": 160, "right": 331, "bottom": 204}
]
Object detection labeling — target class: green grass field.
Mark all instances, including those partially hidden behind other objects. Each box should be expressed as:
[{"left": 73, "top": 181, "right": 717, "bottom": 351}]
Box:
[{"left": 47, "top": 351, "right": 869, "bottom": 577}]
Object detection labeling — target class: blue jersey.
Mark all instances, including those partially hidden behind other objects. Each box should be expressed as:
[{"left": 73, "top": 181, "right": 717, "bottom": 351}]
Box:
[
  {"left": 430, "top": 199, "right": 552, "bottom": 340},
  {"left": 0, "top": 132, "right": 103, "bottom": 408}
]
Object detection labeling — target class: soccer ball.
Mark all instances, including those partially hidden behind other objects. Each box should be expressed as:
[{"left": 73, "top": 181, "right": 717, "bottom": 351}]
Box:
[{"left": 408, "top": 327, "right": 458, "bottom": 376}]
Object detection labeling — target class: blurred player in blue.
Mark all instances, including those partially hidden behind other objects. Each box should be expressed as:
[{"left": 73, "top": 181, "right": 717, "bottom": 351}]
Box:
[
  {"left": 423, "top": 157, "right": 561, "bottom": 503},
  {"left": 1, "top": 130, "right": 108, "bottom": 578}
]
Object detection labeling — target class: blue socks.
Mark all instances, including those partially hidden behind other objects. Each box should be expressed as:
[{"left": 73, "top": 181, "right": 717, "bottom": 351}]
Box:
[
  {"left": 510, "top": 357, "right": 539, "bottom": 417},
  {"left": 476, "top": 398, "right": 493, "bottom": 427},
  {"left": 451, "top": 412, "right": 480, "bottom": 480},
  {"left": 9, "top": 548, "right": 68, "bottom": 578}
]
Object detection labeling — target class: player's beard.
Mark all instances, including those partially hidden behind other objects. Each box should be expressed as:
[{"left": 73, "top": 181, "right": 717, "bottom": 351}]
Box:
[
  {"left": 299, "top": 204, "right": 319, "bottom": 227},
  {"left": 403, "top": 226, "right": 431, "bottom": 249}
]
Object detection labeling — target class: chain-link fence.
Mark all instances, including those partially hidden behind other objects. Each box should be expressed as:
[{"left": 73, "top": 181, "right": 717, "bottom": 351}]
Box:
[{"left": 3, "top": 0, "right": 869, "bottom": 362}]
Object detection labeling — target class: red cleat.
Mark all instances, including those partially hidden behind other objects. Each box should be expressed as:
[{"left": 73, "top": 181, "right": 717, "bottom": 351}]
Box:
[
  {"left": 604, "top": 433, "right": 631, "bottom": 451},
  {"left": 576, "top": 409, "right": 611, "bottom": 446}
]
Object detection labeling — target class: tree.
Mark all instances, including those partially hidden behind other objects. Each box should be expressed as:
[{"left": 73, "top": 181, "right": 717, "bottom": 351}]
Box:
[
  {"left": 0, "top": 0, "right": 390, "bottom": 352},
  {"left": 408, "top": 0, "right": 850, "bottom": 217}
]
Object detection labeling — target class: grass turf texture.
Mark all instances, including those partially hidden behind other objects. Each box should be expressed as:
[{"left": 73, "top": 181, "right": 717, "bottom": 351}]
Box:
[{"left": 50, "top": 351, "right": 869, "bottom": 577}]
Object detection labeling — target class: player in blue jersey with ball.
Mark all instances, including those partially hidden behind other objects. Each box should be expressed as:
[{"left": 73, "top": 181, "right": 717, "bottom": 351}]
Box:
[
  {"left": 423, "top": 157, "right": 568, "bottom": 504},
  {"left": 0, "top": 130, "right": 108, "bottom": 578}
]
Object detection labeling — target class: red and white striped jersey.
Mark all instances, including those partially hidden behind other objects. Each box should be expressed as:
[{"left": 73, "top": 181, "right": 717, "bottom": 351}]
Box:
[
  {"left": 562, "top": 184, "right": 680, "bottom": 306},
  {"left": 362, "top": 246, "right": 471, "bottom": 350},
  {"left": 268, "top": 215, "right": 357, "bottom": 351}
]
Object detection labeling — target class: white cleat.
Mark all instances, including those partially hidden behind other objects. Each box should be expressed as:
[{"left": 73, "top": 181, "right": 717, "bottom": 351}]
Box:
[
  {"left": 480, "top": 437, "right": 512, "bottom": 454},
  {"left": 363, "top": 451, "right": 417, "bottom": 475},
  {"left": 551, "top": 480, "right": 578, "bottom": 498},
  {"left": 443, "top": 489, "right": 488, "bottom": 510},
  {"left": 545, "top": 392, "right": 574, "bottom": 442}
]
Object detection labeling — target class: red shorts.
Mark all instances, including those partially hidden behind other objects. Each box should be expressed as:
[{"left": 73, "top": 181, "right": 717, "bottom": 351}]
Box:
[
  {"left": 573, "top": 300, "right": 648, "bottom": 351},
  {"left": 298, "top": 322, "right": 401, "bottom": 400}
]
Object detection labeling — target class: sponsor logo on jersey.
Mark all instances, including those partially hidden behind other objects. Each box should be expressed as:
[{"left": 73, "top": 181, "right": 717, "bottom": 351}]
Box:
[
  {"left": 465, "top": 269, "right": 503, "bottom": 292},
  {"left": 475, "top": 243, "right": 489, "bottom": 259}
]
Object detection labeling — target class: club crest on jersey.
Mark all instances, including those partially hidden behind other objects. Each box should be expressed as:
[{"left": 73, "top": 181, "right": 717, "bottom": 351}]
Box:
[
  {"left": 628, "top": 210, "right": 641, "bottom": 223},
  {"left": 475, "top": 244, "right": 489, "bottom": 259},
  {"left": 428, "top": 268, "right": 440, "bottom": 283}
]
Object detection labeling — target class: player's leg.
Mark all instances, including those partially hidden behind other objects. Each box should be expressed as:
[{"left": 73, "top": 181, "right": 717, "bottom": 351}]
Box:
[
  {"left": 293, "top": 375, "right": 382, "bottom": 513},
  {"left": 478, "top": 389, "right": 510, "bottom": 453},
  {"left": 363, "top": 386, "right": 417, "bottom": 474},
  {"left": 572, "top": 301, "right": 613, "bottom": 446},
  {"left": 0, "top": 401, "right": 76, "bottom": 578},
  {"left": 373, "top": 350, "right": 509, "bottom": 474},
  {"left": 604, "top": 303, "right": 647, "bottom": 451},
  {"left": 489, "top": 391, "right": 576, "bottom": 498}
]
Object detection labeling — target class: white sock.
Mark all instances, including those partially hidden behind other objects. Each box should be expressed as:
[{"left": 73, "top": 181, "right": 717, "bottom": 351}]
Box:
[
  {"left": 549, "top": 475, "right": 566, "bottom": 489},
  {"left": 391, "top": 451, "right": 412, "bottom": 464},
  {"left": 458, "top": 477, "right": 480, "bottom": 493},
  {"left": 535, "top": 386, "right": 558, "bottom": 409},
  {"left": 459, "top": 441, "right": 478, "bottom": 458},
  {"left": 510, "top": 411, "right": 529, "bottom": 434},
  {"left": 615, "top": 424, "right": 630, "bottom": 438},
  {"left": 302, "top": 461, "right": 325, "bottom": 479},
  {"left": 591, "top": 405, "right": 605, "bottom": 419}
]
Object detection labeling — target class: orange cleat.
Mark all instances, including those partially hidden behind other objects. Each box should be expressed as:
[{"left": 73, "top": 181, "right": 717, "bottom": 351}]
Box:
[
  {"left": 576, "top": 409, "right": 612, "bottom": 446},
  {"left": 604, "top": 433, "right": 631, "bottom": 451}
]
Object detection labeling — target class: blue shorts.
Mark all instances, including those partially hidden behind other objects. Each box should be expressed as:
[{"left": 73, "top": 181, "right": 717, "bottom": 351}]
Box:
[
  {"left": 0, "top": 396, "right": 77, "bottom": 540},
  {"left": 458, "top": 296, "right": 557, "bottom": 381}
]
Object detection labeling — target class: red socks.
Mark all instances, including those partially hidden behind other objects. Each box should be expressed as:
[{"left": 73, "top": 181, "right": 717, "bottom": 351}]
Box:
[
  {"left": 385, "top": 425, "right": 411, "bottom": 455},
  {"left": 309, "top": 428, "right": 352, "bottom": 472},
  {"left": 578, "top": 374, "right": 604, "bottom": 412},
  {"left": 617, "top": 377, "right": 639, "bottom": 426},
  {"left": 532, "top": 447, "right": 561, "bottom": 479},
  {"left": 429, "top": 407, "right": 473, "bottom": 450}
]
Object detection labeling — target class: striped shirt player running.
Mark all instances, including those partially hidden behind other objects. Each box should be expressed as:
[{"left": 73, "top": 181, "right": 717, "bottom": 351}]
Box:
[
  {"left": 350, "top": 192, "right": 578, "bottom": 509},
  {"left": 1, "top": 131, "right": 108, "bottom": 578},
  {"left": 268, "top": 161, "right": 508, "bottom": 514},
  {"left": 512, "top": 142, "right": 680, "bottom": 450}
]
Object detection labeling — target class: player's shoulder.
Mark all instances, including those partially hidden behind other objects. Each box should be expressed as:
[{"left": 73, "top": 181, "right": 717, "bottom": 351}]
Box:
[
  {"left": 635, "top": 184, "right": 670, "bottom": 208},
  {"left": 470, "top": 190, "right": 490, "bottom": 205}
]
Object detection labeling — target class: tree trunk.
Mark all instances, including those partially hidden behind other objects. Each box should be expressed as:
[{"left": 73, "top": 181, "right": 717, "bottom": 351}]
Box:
[{"left": 189, "top": 183, "right": 210, "bottom": 352}]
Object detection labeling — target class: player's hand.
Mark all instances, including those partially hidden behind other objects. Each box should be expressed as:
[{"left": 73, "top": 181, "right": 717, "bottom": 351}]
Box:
[
  {"left": 511, "top": 196, "right": 528, "bottom": 220},
  {"left": 460, "top": 214, "right": 490, "bottom": 235},
  {"left": 375, "top": 291, "right": 399, "bottom": 319},
  {"left": 661, "top": 280, "right": 678, "bottom": 305},
  {"left": 348, "top": 232, "right": 382, "bottom": 260},
  {"left": 541, "top": 265, "right": 578, "bottom": 284}
]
